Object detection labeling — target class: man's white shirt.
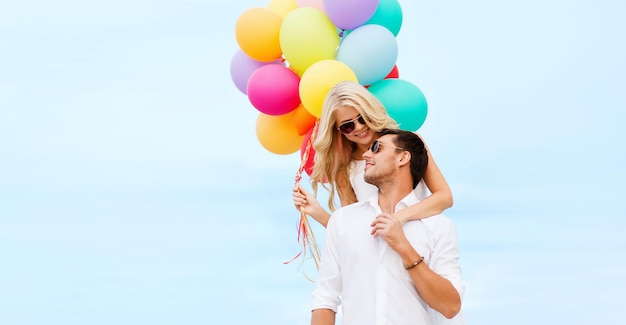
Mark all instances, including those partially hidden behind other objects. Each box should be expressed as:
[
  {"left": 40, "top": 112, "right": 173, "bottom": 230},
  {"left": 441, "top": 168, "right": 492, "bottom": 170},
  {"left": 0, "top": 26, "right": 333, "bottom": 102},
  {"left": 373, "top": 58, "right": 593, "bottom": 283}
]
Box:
[{"left": 312, "top": 191, "right": 465, "bottom": 325}]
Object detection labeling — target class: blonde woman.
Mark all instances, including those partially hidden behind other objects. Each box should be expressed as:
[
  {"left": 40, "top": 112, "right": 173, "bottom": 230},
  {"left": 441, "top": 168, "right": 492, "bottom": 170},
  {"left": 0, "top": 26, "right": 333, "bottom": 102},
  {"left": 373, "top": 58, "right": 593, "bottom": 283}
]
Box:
[{"left": 293, "top": 80, "right": 453, "bottom": 227}]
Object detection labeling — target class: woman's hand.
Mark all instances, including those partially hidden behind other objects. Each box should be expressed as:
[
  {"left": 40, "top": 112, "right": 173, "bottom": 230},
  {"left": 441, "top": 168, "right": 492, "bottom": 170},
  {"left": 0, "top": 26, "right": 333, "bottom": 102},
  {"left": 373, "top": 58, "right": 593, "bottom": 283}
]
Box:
[
  {"left": 293, "top": 185, "right": 330, "bottom": 227},
  {"left": 293, "top": 185, "right": 322, "bottom": 215}
]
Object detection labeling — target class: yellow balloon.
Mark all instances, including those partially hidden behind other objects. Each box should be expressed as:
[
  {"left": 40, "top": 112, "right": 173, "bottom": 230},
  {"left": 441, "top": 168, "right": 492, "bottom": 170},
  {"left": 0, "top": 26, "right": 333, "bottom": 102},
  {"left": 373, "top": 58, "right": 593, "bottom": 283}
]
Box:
[
  {"left": 280, "top": 8, "right": 340, "bottom": 76},
  {"left": 267, "top": 0, "right": 298, "bottom": 19},
  {"left": 299, "top": 60, "right": 358, "bottom": 117},
  {"left": 256, "top": 111, "right": 305, "bottom": 155},
  {"left": 235, "top": 8, "right": 283, "bottom": 62}
]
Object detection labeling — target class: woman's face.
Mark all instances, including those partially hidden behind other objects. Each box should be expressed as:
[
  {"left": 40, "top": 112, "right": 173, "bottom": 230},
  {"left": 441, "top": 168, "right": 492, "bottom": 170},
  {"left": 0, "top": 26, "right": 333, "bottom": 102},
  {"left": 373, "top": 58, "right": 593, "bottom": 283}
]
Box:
[{"left": 334, "top": 105, "right": 375, "bottom": 146}]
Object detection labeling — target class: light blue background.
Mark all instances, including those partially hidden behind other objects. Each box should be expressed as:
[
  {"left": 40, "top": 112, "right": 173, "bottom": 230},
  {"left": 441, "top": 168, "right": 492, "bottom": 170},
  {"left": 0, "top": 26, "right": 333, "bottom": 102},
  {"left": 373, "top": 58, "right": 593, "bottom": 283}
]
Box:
[{"left": 1, "top": 0, "right": 625, "bottom": 324}]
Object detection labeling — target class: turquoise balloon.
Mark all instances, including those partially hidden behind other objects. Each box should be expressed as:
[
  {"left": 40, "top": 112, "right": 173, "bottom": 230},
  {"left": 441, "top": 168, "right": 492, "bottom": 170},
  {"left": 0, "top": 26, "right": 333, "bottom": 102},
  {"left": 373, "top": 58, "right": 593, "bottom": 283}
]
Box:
[
  {"left": 368, "top": 79, "right": 427, "bottom": 131},
  {"left": 365, "top": 0, "right": 403, "bottom": 36}
]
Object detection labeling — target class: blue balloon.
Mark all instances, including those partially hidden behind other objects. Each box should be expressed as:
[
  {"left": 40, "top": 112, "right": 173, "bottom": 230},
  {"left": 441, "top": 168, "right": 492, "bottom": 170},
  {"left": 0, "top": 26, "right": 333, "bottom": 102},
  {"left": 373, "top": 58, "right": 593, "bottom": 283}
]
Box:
[{"left": 336, "top": 24, "right": 398, "bottom": 86}]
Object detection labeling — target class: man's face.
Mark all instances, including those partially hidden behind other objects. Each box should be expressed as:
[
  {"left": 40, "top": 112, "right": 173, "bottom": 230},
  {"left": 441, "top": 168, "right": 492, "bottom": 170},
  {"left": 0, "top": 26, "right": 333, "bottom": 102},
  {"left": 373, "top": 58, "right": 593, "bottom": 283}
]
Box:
[{"left": 363, "top": 135, "right": 402, "bottom": 187}]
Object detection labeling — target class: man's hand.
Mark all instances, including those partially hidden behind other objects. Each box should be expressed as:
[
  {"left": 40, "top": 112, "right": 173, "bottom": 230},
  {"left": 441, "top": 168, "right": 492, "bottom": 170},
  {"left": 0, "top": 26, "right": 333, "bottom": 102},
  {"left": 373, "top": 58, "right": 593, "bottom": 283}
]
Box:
[{"left": 370, "top": 213, "right": 410, "bottom": 252}]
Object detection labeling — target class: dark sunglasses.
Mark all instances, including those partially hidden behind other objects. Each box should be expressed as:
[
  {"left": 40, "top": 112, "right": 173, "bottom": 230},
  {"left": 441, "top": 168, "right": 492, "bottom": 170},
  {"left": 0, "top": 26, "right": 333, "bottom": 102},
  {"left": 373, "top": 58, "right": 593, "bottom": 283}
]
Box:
[
  {"left": 370, "top": 139, "right": 405, "bottom": 154},
  {"left": 337, "top": 115, "right": 366, "bottom": 135}
]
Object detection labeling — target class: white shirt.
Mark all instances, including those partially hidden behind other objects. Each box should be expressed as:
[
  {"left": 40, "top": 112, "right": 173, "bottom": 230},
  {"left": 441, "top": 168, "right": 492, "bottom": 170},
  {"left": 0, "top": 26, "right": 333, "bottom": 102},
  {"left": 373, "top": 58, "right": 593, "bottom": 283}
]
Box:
[
  {"left": 312, "top": 191, "right": 465, "bottom": 325},
  {"left": 348, "top": 159, "right": 467, "bottom": 324}
]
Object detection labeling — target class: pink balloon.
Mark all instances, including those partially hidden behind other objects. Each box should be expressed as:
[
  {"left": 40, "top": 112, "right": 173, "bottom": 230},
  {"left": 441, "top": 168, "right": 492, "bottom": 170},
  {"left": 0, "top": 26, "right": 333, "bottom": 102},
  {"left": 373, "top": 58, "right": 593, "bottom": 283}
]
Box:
[
  {"left": 230, "top": 50, "right": 283, "bottom": 95},
  {"left": 297, "top": 0, "right": 325, "bottom": 11},
  {"left": 247, "top": 65, "right": 301, "bottom": 115}
]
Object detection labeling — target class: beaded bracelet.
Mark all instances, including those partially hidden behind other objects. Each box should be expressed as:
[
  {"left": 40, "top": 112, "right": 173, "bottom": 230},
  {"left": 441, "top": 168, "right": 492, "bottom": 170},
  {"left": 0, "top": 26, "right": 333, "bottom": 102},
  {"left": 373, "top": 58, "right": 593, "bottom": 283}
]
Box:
[{"left": 404, "top": 256, "right": 424, "bottom": 270}]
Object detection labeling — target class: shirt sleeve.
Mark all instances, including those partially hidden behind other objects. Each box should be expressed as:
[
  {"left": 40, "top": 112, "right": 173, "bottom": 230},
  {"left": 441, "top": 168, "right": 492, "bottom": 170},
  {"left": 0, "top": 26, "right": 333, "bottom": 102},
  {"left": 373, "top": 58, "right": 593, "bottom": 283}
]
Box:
[
  {"left": 311, "top": 210, "right": 343, "bottom": 312},
  {"left": 428, "top": 217, "right": 465, "bottom": 300}
]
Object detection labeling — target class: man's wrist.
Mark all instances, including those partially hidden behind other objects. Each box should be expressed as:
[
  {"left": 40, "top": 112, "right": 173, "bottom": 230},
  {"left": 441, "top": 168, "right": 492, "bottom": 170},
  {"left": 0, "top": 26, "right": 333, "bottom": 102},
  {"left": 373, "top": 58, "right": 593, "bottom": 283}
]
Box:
[
  {"left": 396, "top": 242, "right": 420, "bottom": 264},
  {"left": 403, "top": 256, "right": 424, "bottom": 270}
]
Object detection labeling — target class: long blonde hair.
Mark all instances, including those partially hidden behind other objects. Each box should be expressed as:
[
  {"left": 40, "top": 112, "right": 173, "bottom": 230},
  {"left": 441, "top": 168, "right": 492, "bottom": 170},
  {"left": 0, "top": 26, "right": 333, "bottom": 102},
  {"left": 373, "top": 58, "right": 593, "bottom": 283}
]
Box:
[{"left": 311, "top": 81, "right": 399, "bottom": 211}]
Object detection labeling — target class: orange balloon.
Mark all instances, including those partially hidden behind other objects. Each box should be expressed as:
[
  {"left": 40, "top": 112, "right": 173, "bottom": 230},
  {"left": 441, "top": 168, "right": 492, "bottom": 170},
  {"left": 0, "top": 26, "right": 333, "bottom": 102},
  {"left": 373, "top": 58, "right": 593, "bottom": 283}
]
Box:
[
  {"left": 235, "top": 8, "right": 283, "bottom": 62},
  {"left": 292, "top": 104, "right": 318, "bottom": 136},
  {"left": 256, "top": 111, "right": 304, "bottom": 155}
]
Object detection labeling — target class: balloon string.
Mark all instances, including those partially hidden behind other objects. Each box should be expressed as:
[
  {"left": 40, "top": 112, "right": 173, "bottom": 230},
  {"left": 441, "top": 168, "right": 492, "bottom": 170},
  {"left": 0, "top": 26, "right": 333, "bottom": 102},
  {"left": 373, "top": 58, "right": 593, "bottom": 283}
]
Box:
[
  {"left": 285, "top": 120, "right": 321, "bottom": 281},
  {"left": 293, "top": 119, "right": 319, "bottom": 185}
]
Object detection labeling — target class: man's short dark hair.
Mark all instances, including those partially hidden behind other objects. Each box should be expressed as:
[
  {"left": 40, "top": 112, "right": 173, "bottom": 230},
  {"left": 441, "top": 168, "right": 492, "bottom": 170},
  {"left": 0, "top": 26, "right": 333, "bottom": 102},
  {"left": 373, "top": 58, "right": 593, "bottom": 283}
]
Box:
[{"left": 379, "top": 129, "right": 428, "bottom": 188}]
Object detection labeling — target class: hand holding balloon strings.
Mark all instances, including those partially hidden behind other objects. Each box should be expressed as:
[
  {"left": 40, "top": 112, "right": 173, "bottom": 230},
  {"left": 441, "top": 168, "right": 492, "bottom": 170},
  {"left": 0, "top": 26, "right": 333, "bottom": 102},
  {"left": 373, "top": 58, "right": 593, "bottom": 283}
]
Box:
[{"left": 284, "top": 120, "right": 321, "bottom": 280}]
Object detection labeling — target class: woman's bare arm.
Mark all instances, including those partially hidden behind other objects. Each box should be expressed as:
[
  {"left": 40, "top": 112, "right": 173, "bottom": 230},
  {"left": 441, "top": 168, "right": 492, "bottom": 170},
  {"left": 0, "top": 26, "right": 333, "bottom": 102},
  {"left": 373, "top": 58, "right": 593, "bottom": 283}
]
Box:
[{"left": 393, "top": 134, "right": 453, "bottom": 224}]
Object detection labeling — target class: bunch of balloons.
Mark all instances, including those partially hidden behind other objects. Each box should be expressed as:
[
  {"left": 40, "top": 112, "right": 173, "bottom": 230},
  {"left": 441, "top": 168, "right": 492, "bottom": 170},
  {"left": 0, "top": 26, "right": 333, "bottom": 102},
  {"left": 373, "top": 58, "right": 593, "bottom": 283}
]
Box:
[{"left": 230, "top": 0, "right": 428, "bottom": 166}]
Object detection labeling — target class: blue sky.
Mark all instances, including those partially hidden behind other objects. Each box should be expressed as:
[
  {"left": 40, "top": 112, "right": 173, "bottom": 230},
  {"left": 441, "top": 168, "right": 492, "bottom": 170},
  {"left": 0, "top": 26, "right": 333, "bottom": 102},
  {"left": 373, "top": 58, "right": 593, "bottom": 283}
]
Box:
[{"left": 1, "top": 0, "right": 625, "bottom": 324}]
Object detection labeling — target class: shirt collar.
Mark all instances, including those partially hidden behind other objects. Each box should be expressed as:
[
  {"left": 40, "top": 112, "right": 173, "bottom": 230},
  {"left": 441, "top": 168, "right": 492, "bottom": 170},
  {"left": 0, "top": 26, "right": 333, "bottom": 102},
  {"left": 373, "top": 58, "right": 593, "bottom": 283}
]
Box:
[{"left": 365, "top": 190, "right": 421, "bottom": 213}]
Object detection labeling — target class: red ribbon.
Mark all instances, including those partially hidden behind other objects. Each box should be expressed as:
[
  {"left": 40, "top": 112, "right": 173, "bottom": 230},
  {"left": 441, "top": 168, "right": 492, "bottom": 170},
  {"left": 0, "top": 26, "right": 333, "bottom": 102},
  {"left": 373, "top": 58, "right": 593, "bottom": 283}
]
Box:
[{"left": 285, "top": 120, "right": 321, "bottom": 281}]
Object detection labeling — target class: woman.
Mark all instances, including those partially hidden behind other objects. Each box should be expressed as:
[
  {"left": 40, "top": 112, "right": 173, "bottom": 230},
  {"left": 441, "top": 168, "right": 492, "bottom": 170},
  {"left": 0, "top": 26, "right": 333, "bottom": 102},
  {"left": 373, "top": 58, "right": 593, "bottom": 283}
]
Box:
[{"left": 293, "top": 80, "right": 452, "bottom": 227}]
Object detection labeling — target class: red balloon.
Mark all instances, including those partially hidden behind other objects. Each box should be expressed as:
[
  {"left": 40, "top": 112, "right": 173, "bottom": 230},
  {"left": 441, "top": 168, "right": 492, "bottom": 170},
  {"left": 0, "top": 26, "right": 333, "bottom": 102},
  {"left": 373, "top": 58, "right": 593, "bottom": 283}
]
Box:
[
  {"left": 385, "top": 64, "right": 399, "bottom": 79},
  {"left": 365, "top": 65, "right": 399, "bottom": 89},
  {"left": 300, "top": 127, "right": 316, "bottom": 177}
]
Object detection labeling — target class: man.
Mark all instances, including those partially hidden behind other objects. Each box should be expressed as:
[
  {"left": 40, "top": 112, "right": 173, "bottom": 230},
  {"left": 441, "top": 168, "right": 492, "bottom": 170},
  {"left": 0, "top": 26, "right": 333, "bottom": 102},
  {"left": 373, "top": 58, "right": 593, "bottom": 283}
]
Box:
[{"left": 311, "top": 129, "right": 464, "bottom": 325}]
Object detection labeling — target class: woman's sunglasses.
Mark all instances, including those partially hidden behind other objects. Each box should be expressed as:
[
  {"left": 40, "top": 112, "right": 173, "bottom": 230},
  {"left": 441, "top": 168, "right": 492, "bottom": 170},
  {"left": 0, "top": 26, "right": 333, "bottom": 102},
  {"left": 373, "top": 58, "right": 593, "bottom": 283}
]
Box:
[
  {"left": 337, "top": 115, "right": 366, "bottom": 135},
  {"left": 369, "top": 139, "right": 405, "bottom": 154}
]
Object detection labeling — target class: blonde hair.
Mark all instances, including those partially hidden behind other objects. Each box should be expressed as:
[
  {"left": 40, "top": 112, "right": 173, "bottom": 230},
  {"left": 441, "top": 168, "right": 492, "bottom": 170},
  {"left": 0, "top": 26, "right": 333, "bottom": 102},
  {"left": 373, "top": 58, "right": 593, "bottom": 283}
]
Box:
[{"left": 311, "top": 81, "right": 399, "bottom": 211}]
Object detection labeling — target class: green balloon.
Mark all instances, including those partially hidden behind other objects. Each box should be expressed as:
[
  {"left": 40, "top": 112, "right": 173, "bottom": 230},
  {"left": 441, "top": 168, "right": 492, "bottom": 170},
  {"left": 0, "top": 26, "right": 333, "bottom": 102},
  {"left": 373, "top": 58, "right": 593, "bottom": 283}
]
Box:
[
  {"left": 365, "top": 0, "right": 403, "bottom": 36},
  {"left": 368, "top": 79, "right": 428, "bottom": 131}
]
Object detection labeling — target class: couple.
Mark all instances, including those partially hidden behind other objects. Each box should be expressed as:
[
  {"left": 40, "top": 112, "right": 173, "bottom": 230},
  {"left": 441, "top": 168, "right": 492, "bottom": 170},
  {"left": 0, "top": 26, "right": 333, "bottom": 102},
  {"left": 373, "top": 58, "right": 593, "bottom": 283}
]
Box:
[{"left": 293, "top": 81, "right": 465, "bottom": 324}]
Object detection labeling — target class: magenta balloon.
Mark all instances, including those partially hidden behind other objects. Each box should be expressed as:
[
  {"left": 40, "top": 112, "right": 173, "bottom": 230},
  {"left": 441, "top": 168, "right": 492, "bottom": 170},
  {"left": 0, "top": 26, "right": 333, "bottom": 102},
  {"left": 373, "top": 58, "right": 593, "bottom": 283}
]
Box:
[
  {"left": 230, "top": 50, "right": 283, "bottom": 95},
  {"left": 247, "top": 65, "right": 301, "bottom": 116},
  {"left": 323, "top": 0, "right": 379, "bottom": 30}
]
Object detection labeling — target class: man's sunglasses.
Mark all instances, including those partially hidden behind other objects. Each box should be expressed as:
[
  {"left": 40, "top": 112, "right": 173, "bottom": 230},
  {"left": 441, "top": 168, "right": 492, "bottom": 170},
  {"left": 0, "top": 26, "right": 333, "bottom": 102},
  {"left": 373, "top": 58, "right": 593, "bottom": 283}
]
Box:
[
  {"left": 369, "top": 139, "right": 405, "bottom": 154},
  {"left": 337, "top": 115, "right": 366, "bottom": 135}
]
